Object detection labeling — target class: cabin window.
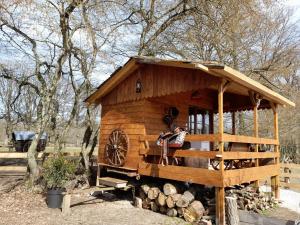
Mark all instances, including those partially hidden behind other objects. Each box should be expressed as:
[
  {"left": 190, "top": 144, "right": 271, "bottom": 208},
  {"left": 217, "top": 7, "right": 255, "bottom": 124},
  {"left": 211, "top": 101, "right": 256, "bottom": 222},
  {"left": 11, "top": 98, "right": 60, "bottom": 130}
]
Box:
[{"left": 188, "top": 107, "right": 208, "bottom": 134}]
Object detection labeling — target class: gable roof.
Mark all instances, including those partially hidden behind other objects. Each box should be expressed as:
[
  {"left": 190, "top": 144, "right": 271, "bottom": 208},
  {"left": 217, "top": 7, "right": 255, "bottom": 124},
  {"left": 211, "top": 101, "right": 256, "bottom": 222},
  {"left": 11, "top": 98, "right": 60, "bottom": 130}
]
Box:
[{"left": 85, "top": 56, "right": 295, "bottom": 107}]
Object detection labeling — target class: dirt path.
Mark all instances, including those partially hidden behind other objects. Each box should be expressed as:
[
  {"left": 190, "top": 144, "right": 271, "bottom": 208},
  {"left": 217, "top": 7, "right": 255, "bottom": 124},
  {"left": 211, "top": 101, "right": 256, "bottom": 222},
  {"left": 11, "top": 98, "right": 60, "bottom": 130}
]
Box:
[
  {"left": 0, "top": 185, "right": 189, "bottom": 225},
  {"left": 1, "top": 183, "right": 299, "bottom": 225}
]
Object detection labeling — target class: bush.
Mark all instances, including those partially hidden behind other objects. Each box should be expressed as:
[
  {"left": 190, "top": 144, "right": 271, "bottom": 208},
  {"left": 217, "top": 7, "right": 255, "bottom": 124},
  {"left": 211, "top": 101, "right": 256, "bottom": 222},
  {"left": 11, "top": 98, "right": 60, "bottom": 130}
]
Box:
[{"left": 42, "top": 155, "right": 76, "bottom": 189}]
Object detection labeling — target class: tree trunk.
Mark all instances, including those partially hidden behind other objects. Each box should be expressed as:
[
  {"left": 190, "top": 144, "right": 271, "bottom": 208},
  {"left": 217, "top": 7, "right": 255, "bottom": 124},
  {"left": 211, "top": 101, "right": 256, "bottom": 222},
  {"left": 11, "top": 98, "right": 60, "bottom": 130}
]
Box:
[
  {"left": 225, "top": 196, "right": 239, "bottom": 225},
  {"left": 27, "top": 132, "right": 42, "bottom": 182}
]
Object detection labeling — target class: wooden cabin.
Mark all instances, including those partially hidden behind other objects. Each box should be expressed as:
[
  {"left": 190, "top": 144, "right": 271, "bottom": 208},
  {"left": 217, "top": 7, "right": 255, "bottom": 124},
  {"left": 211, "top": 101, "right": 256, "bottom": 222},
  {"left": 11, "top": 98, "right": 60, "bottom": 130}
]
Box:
[{"left": 85, "top": 56, "right": 295, "bottom": 225}]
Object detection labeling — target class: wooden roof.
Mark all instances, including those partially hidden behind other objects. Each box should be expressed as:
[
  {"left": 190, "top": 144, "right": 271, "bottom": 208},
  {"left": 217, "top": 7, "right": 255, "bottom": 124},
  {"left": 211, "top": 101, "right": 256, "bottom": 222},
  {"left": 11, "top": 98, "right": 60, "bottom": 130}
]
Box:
[{"left": 85, "top": 56, "right": 295, "bottom": 107}]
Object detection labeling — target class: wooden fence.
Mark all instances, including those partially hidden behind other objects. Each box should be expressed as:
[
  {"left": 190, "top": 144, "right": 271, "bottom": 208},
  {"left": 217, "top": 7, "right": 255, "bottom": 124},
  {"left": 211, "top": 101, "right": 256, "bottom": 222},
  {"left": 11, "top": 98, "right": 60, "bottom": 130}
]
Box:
[
  {"left": 280, "top": 163, "right": 300, "bottom": 191},
  {"left": 0, "top": 151, "right": 95, "bottom": 176}
]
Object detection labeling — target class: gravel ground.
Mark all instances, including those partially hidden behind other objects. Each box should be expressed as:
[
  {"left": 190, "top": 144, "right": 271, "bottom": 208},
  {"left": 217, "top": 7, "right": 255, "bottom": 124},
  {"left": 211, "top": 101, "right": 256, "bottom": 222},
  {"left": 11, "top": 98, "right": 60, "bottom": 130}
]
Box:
[{"left": 0, "top": 184, "right": 189, "bottom": 225}]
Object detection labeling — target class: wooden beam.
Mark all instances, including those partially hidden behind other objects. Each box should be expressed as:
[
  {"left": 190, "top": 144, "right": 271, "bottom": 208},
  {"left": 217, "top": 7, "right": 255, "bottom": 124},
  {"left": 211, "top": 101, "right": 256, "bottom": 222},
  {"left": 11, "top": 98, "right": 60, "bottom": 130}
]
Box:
[
  {"left": 140, "top": 148, "right": 279, "bottom": 160},
  {"left": 280, "top": 163, "right": 300, "bottom": 169},
  {"left": 222, "top": 151, "right": 279, "bottom": 160},
  {"left": 140, "top": 134, "right": 221, "bottom": 142},
  {"left": 0, "top": 152, "right": 44, "bottom": 159},
  {"left": 280, "top": 182, "right": 300, "bottom": 189},
  {"left": 223, "top": 164, "right": 279, "bottom": 186},
  {"left": 222, "top": 134, "right": 278, "bottom": 145},
  {"left": 280, "top": 173, "right": 300, "bottom": 179},
  {"left": 208, "top": 66, "right": 295, "bottom": 107},
  {"left": 138, "top": 162, "right": 223, "bottom": 186},
  {"left": 139, "top": 148, "right": 222, "bottom": 158},
  {"left": 0, "top": 166, "right": 27, "bottom": 172}
]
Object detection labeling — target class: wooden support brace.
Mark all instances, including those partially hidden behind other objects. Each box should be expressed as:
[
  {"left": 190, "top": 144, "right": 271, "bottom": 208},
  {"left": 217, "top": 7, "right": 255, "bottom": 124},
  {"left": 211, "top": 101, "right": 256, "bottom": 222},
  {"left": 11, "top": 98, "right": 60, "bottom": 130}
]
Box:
[
  {"left": 271, "top": 176, "right": 280, "bottom": 199},
  {"left": 249, "top": 90, "right": 262, "bottom": 187},
  {"left": 222, "top": 80, "right": 231, "bottom": 93}
]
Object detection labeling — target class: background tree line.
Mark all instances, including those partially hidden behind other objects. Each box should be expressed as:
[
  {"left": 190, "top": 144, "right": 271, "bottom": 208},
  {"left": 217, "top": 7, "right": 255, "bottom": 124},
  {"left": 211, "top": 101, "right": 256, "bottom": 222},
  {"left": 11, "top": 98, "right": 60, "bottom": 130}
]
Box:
[{"left": 0, "top": 0, "right": 299, "bottom": 181}]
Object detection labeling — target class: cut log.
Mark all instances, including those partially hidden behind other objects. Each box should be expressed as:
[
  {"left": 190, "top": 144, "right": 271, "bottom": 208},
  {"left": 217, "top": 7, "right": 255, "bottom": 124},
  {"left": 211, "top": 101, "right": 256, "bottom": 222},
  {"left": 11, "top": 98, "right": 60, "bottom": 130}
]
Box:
[
  {"left": 199, "top": 219, "right": 212, "bottom": 225},
  {"left": 150, "top": 201, "right": 159, "bottom": 212},
  {"left": 141, "top": 184, "right": 150, "bottom": 194},
  {"left": 176, "top": 191, "right": 195, "bottom": 208},
  {"left": 182, "top": 200, "right": 205, "bottom": 222},
  {"left": 148, "top": 187, "right": 160, "bottom": 200},
  {"left": 177, "top": 207, "right": 184, "bottom": 217},
  {"left": 156, "top": 192, "right": 167, "bottom": 206},
  {"left": 166, "top": 208, "right": 178, "bottom": 217},
  {"left": 134, "top": 197, "right": 143, "bottom": 208},
  {"left": 142, "top": 198, "right": 152, "bottom": 209},
  {"left": 225, "top": 196, "right": 239, "bottom": 225},
  {"left": 166, "top": 194, "right": 181, "bottom": 208},
  {"left": 163, "top": 183, "right": 177, "bottom": 196},
  {"left": 139, "top": 189, "right": 147, "bottom": 199},
  {"left": 62, "top": 194, "right": 71, "bottom": 215},
  {"left": 159, "top": 206, "right": 167, "bottom": 214}
]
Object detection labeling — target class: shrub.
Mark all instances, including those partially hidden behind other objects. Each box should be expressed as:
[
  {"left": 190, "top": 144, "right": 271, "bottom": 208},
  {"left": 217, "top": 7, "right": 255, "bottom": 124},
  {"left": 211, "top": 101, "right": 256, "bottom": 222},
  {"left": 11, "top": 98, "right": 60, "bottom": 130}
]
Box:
[{"left": 42, "top": 155, "right": 76, "bottom": 189}]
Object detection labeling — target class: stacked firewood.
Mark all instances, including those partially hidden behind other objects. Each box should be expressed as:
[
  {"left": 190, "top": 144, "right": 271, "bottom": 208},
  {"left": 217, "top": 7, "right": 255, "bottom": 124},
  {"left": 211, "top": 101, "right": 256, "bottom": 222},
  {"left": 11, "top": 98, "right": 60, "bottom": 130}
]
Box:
[
  {"left": 226, "top": 186, "right": 279, "bottom": 213},
  {"left": 134, "top": 183, "right": 214, "bottom": 224}
]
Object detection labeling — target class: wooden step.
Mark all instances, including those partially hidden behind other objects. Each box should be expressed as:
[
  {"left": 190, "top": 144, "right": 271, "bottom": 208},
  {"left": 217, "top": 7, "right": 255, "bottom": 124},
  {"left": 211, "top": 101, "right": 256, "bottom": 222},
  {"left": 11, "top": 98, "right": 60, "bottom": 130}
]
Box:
[{"left": 97, "top": 177, "right": 128, "bottom": 188}]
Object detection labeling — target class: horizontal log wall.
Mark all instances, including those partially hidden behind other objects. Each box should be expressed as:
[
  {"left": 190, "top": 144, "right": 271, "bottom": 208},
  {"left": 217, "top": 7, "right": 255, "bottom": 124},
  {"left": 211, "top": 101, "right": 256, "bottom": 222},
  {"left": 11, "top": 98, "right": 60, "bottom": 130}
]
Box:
[{"left": 99, "top": 100, "right": 147, "bottom": 169}]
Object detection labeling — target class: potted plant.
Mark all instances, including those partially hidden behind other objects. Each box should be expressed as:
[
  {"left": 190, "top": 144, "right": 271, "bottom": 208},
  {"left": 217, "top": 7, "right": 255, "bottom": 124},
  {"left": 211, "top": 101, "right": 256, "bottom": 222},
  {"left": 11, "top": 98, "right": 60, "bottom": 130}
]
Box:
[{"left": 43, "top": 154, "right": 76, "bottom": 208}]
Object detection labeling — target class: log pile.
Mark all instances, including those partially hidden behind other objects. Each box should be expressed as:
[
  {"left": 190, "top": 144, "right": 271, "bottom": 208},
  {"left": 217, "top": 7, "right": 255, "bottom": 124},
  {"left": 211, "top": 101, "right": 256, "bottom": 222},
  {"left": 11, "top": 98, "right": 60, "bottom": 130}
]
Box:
[
  {"left": 226, "top": 186, "right": 279, "bottom": 213},
  {"left": 134, "top": 183, "right": 213, "bottom": 224}
]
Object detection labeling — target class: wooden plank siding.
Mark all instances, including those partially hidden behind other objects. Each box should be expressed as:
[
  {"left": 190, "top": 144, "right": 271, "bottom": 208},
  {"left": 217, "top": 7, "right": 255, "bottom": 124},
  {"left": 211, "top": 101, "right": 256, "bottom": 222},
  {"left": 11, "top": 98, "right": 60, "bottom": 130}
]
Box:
[
  {"left": 101, "top": 64, "right": 220, "bottom": 106},
  {"left": 99, "top": 100, "right": 147, "bottom": 169}
]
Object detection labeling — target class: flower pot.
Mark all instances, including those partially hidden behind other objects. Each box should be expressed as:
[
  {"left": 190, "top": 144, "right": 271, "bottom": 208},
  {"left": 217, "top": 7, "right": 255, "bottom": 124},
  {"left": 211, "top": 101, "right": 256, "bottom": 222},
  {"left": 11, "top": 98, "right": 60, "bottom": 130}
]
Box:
[{"left": 46, "top": 188, "right": 65, "bottom": 208}]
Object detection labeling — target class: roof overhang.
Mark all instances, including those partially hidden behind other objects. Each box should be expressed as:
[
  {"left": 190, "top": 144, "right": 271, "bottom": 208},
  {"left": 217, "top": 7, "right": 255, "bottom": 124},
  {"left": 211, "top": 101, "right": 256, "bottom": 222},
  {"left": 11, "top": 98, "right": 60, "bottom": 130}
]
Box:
[{"left": 85, "top": 56, "right": 295, "bottom": 108}]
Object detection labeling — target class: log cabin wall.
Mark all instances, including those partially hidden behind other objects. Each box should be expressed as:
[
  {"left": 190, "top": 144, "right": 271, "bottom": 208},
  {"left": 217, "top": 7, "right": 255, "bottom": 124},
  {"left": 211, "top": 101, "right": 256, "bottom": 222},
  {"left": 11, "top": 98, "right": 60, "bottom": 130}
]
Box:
[
  {"left": 99, "top": 64, "right": 219, "bottom": 169},
  {"left": 98, "top": 100, "right": 147, "bottom": 169},
  {"left": 99, "top": 99, "right": 190, "bottom": 169}
]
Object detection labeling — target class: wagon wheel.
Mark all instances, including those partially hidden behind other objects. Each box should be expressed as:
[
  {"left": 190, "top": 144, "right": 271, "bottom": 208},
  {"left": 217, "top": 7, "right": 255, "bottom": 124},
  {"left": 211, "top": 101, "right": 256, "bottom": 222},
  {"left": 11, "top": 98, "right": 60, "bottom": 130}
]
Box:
[{"left": 105, "top": 129, "right": 129, "bottom": 167}]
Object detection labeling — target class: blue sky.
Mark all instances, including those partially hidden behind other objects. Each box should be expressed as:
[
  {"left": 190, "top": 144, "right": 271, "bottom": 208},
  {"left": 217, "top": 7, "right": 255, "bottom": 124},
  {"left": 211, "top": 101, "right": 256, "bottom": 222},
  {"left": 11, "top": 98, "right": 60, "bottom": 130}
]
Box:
[{"left": 286, "top": 0, "right": 300, "bottom": 21}]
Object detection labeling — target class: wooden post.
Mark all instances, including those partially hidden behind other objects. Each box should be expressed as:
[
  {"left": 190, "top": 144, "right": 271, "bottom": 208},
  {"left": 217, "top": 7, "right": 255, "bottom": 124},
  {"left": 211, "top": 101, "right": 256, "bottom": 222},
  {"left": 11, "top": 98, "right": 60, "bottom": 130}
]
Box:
[
  {"left": 253, "top": 104, "right": 259, "bottom": 187},
  {"left": 201, "top": 112, "right": 206, "bottom": 134},
  {"left": 216, "top": 81, "right": 225, "bottom": 225},
  {"left": 271, "top": 103, "right": 280, "bottom": 199},
  {"left": 249, "top": 91, "right": 260, "bottom": 187},
  {"left": 216, "top": 187, "right": 225, "bottom": 225},
  {"left": 193, "top": 108, "right": 197, "bottom": 134},
  {"left": 62, "top": 194, "right": 71, "bottom": 215},
  {"left": 232, "top": 112, "right": 236, "bottom": 135},
  {"left": 209, "top": 111, "right": 214, "bottom": 150}
]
